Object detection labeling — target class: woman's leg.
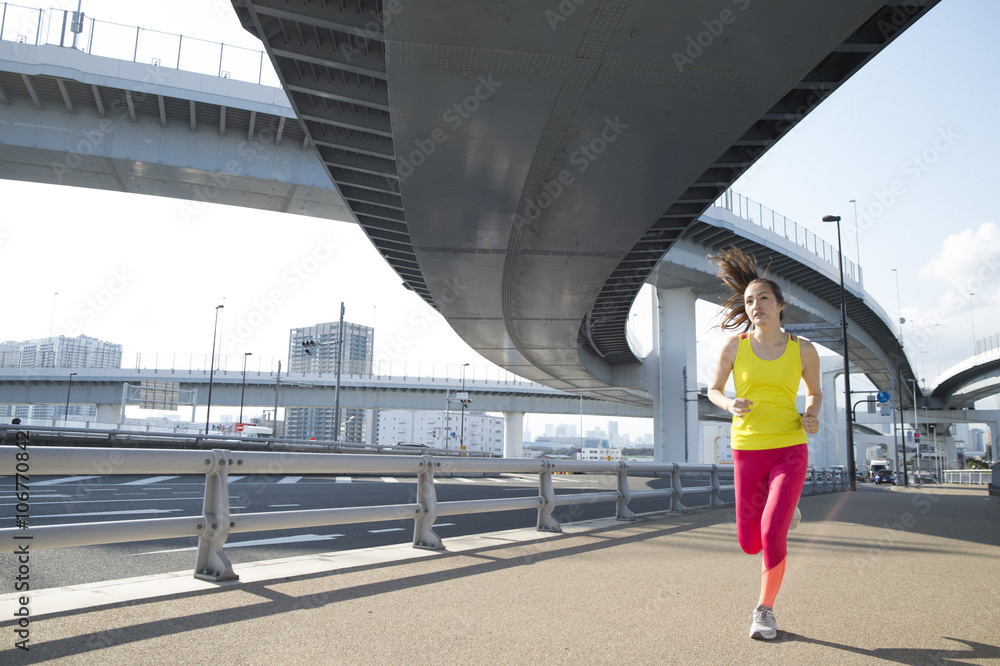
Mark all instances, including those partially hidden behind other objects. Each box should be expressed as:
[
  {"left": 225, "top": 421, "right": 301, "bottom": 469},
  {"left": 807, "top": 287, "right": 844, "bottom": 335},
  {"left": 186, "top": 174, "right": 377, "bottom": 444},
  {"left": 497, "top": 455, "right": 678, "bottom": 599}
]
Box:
[
  {"left": 732, "top": 449, "right": 770, "bottom": 556},
  {"left": 757, "top": 444, "right": 808, "bottom": 607}
]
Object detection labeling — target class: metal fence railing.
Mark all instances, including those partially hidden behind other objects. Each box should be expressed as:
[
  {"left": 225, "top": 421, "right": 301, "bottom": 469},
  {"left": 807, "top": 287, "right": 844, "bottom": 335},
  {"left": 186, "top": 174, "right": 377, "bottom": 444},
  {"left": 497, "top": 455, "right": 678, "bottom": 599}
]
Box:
[
  {"left": 942, "top": 469, "right": 993, "bottom": 485},
  {"left": 974, "top": 333, "right": 1000, "bottom": 357},
  {"left": 0, "top": 2, "right": 280, "bottom": 87},
  {"left": 713, "top": 189, "right": 864, "bottom": 286},
  {"left": 0, "top": 433, "right": 851, "bottom": 582}
]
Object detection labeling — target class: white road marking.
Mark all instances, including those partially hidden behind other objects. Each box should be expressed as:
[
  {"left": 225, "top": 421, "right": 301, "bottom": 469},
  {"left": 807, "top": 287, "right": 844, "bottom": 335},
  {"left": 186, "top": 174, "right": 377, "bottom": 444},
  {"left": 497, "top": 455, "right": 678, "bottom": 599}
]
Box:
[
  {"left": 432, "top": 523, "right": 456, "bottom": 528},
  {"left": 33, "top": 476, "right": 102, "bottom": 486},
  {"left": 452, "top": 477, "right": 475, "bottom": 483},
  {"left": 368, "top": 527, "right": 405, "bottom": 534},
  {"left": 336, "top": 476, "right": 352, "bottom": 483},
  {"left": 277, "top": 476, "right": 302, "bottom": 484},
  {"left": 130, "top": 533, "right": 345, "bottom": 555},
  {"left": 228, "top": 476, "right": 246, "bottom": 482},
  {"left": 119, "top": 476, "right": 181, "bottom": 486},
  {"left": 381, "top": 477, "right": 399, "bottom": 483}
]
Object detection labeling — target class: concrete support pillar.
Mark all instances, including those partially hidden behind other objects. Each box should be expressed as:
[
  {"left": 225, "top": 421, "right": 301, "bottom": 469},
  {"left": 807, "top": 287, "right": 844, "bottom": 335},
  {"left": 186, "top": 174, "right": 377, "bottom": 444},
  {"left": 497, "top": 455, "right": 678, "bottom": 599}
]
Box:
[
  {"left": 648, "top": 286, "right": 698, "bottom": 463},
  {"left": 503, "top": 411, "right": 524, "bottom": 459},
  {"left": 96, "top": 403, "right": 120, "bottom": 427},
  {"left": 818, "top": 356, "right": 854, "bottom": 470}
]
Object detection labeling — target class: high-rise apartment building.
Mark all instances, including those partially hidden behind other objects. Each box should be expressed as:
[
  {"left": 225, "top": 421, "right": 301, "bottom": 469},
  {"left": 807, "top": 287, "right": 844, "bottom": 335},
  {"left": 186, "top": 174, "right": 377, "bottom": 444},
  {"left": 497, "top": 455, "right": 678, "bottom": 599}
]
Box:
[
  {"left": 284, "top": 320, "right": 374, "bottom": 442},
  {"left": 3, "top": 335, "right": 122, "bottom": 368},
  {"left": 0, "top": 335, "right": 122, "bottom": 423}
]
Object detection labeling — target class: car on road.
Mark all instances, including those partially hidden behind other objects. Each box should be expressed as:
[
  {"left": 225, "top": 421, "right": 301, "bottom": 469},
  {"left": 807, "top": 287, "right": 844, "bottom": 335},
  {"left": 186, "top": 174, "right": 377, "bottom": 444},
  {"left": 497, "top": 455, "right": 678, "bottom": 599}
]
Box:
[{"left": 872, "top": 469, "right": 895, "bottom": 485}]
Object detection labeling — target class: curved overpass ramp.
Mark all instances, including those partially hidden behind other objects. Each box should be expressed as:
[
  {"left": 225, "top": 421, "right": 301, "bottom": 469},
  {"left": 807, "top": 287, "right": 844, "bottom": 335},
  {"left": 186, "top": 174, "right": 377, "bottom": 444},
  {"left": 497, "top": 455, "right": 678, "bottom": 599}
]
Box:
[{"left": 232, "top": 0, "right": 938, "bottom": 402}]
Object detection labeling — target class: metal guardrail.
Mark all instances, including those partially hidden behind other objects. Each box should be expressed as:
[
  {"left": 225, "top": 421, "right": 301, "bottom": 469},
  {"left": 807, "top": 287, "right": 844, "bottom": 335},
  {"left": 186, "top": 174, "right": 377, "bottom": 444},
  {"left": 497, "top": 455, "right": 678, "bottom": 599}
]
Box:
[
  {"left": 0, "top": 423, "right": 490, "bottom": 457},
  {"left": 1, "top": 432, "right": 848, "bottom": 582},
  {"left": 0, "top": 2, "right": 280, "bottom": 87},
  {"left": 714, "top": 189, "right": 864, "bottom": 287},
  {"left": 942, "top": 469, "right": 993, "bottom": 485},
  {"left": 991, "top": 463, "right": 999, "bottom": 497}
]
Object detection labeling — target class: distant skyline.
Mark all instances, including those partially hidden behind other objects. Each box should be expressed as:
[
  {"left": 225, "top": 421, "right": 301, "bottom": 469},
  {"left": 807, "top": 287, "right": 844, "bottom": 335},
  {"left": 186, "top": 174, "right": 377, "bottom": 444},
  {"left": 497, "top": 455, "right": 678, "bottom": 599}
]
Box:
[{"left": 1, "top": 0, "right": 998, "bottom": 438}]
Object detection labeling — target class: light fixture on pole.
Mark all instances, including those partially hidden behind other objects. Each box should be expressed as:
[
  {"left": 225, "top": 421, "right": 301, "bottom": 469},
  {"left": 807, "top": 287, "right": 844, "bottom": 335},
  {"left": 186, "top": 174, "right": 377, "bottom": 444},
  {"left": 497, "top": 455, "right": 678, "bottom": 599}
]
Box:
[
  {"left": 849, "top": 199, "right": 860, "bottom": 276},
  {"left": 64, "top": 372, "right": 77, "bottom": 423},
  {"left": 333, "top": 302, "right": 345, "bottom": 441},
  {"left": 906, "top": 377, "right": 920, "bottom": 484},
  {"left": 823, "top": 214, "right": 856, "bottom": 491},
  {"left": 969, "top": 292, "right": 977, "bottom": 355},
  {"left": 205, "top": 304, "right": 224, "bottom": 435},
  {"left": 460, "top": 363, "right": 470, "bottom": 450},
  {"left": 239, "top": 352, "right": 252, "bottom": 423}
]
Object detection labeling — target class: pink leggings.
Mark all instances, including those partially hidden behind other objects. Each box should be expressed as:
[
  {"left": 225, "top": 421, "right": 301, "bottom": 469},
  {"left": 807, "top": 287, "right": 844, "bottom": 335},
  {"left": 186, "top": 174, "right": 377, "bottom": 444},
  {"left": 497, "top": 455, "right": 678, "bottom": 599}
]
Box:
[{"left": 732, "top": 444, "right": 808, "bottom": 570}]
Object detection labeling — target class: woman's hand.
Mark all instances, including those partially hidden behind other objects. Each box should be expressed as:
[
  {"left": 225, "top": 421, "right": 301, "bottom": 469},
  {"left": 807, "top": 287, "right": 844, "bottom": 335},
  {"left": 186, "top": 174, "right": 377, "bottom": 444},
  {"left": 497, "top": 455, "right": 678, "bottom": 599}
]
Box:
[
  {"left": 802, "top": 412, "right": 819, "bottom": 435},
  {"left": 730, "top": 397, "right": 753, "bottom": 417}
]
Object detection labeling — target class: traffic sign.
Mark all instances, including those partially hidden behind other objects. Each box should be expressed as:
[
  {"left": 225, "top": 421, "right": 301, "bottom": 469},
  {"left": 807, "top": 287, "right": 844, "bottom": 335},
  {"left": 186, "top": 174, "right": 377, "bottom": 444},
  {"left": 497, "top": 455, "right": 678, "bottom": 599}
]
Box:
[{"left": 876, "top": 391, "right": 890, "bottom": 403}]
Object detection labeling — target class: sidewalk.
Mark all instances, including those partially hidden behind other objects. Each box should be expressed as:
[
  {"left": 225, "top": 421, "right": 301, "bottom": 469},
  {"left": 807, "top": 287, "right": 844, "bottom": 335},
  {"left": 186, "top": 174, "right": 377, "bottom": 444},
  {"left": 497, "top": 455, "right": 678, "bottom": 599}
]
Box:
[{"left": 3, "top": 485, "right": 998, "bottom": 664}]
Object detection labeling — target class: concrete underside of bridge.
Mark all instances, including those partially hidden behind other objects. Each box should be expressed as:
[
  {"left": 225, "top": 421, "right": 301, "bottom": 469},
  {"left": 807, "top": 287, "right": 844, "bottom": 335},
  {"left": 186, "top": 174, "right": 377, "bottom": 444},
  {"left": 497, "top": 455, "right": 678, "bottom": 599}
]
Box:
[{"left": 231, "top": 0, "right": 936, "bottom": 413}]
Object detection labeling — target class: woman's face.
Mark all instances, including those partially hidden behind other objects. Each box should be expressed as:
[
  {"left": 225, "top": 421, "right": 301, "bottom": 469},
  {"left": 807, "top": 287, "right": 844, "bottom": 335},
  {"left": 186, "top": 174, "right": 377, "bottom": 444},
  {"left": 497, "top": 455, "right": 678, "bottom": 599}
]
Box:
[{"left": 743, "top": 281, "right": 784, "bottom": 327}]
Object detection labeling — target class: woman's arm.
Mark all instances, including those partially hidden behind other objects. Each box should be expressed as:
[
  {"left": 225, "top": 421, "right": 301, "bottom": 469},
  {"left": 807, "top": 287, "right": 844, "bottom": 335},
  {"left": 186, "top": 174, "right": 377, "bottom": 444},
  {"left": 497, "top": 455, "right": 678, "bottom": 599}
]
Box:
[
  {"left": 707, "top": 336, "right": 751, "bottom": 417},
  {"left": 800, "top": 339, "right": 823, "bottom": 434}
]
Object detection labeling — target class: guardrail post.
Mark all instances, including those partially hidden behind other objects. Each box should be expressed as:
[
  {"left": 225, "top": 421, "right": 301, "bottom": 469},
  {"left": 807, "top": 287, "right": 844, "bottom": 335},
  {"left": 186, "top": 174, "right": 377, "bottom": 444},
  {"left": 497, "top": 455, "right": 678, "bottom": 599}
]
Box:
[
  {"left": 616, "top": 462, "right": 635, "bottom": 521},
  {"left": 670, "top": 463, "right": 686, "bottom": 513},
  {"left": 709, "top": 464, "right": 725, "bottom": 507},
  {"left": 194, "top": 449, "right": 237, "bottom": 581},
  {"left": 413, "top": 456, "right": 444, "bottom": 550},
  {"left": 537, "top": 460, "right": 561, "bottom": 532}
]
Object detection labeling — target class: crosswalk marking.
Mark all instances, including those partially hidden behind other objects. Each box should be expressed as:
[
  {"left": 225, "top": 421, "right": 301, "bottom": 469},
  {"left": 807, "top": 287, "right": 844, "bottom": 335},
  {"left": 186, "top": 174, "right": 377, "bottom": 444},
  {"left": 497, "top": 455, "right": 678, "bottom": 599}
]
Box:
[
  {"left": 452, "top": 477, "right": 475, "bottom": 483},
  {"left": 381, "top": 477, "right": 399, "bottom": 483},
  {"left": 119, "top": 476, "right": 181, "bottom": 486},
  {"left": 277, "top": 476, "right": 302, "bottom": 484}
]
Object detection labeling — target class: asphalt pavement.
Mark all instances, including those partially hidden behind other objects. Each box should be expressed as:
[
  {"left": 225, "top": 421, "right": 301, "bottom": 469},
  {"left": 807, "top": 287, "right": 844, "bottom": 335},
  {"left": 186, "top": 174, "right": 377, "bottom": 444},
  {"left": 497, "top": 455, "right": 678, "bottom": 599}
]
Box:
[{"left": 2, "top": 483, "right": 998, "bottom": 665}]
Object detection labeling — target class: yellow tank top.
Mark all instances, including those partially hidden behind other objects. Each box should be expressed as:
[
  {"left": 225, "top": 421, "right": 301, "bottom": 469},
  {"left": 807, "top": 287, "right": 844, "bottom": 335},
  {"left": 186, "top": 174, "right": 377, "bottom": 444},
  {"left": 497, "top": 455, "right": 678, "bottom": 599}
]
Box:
[{"left": 730, "top": 332, "right": 807, "bottom": 451}]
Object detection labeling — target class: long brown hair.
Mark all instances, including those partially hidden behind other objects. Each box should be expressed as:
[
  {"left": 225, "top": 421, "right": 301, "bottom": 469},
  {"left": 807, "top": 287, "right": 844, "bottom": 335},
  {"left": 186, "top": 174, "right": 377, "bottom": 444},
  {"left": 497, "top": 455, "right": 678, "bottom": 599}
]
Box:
[{"left": 708, "top": 246, "right": 785, "bottom": 332}]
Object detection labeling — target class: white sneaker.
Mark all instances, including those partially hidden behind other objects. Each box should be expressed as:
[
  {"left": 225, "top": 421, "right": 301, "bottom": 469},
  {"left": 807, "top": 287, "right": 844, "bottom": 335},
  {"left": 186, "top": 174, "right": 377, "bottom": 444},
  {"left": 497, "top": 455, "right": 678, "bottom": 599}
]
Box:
[
  {"left": 789, "top": 505, "right": 801, "bottom": 531},
  {"left": 750, "top": 604, "right": 777, "bottom": 640}
]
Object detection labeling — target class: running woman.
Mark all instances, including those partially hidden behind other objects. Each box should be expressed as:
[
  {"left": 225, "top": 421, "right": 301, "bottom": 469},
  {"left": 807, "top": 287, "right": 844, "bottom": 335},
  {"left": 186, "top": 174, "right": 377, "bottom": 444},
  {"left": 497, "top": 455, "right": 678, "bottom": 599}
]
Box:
[{"left": 706, "top": 247, "right": 822, "bottom": 640}]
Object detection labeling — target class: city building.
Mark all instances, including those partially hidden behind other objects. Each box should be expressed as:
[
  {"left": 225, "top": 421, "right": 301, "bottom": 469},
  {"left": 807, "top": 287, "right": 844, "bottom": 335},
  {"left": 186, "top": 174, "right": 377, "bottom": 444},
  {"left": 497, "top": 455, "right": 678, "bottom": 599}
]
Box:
[
  {"left": 0, "top": 335, "right": 122, "bottom": 424},
  {"left": 1, "top": 335, "right": 122, "bottom": 369},
  {"left": 375, "top": 408, "right": 504, "bottom": 455},
  {"left": 284, "top": 320, "right": 374, "bottom": 442}
]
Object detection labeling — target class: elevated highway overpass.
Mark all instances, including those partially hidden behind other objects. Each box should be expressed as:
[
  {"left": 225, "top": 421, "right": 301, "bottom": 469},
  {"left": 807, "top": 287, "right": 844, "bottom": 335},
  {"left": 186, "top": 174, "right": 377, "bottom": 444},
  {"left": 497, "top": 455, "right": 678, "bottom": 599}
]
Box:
[{"left": 5, "top": 1, "right": 983, "bottom": 464}]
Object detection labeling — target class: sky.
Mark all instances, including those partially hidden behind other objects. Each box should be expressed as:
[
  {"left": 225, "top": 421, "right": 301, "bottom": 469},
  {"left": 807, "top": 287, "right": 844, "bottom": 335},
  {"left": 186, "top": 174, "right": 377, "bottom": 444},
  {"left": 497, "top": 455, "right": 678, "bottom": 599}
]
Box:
[{"left": 1, "top": 0, "right": 999, "bottom": 436}]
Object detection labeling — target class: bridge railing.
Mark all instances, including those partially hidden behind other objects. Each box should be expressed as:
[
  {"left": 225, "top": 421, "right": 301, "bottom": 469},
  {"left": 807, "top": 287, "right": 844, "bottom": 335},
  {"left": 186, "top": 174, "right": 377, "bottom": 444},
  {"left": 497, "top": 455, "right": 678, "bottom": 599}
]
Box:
[
  {"left": 0, "top": 435, "right": 849, "bottom": 581},
  {"left": 120, "top": 353, "right": 537, "bottom": 386},
  {"left": 714, "top": 189, "right": 864, "bottom": 287},
  {"left": 942, "top": 469, "right": 993, "bottom": 485},
  {"left": 0, "top": 423, "right": 491, "bottom": 456},
  {"left": 974, "top": 333, "right": 1000, "bottom": 357},
  {"left": 0, "top": 2, "right": 280, "bottom": 87}
]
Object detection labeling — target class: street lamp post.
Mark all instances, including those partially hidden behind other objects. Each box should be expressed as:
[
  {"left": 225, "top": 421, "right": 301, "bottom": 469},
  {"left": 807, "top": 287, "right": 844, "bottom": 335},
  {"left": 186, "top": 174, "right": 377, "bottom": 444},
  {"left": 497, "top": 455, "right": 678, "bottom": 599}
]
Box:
[
  {"left": 823, "top": 214, "right": 856, "bottom": 490},
  {"left": 969, "top": 292, "right": 977, "bottom": 354},
  {"left": 239, "top": 352, "right": 252, "bottom": 423},
  {"left": 64, "top": 372, "right": 77, "bottom": 423},
  {"left": 460, "top": 363, "right": 470, "bottom": 450},
  {"left": 205, "top": 304, "right": 224, "bottom": 435},
  {"left": 907, "top": 377, "right": 920, "bottom": 484}
]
